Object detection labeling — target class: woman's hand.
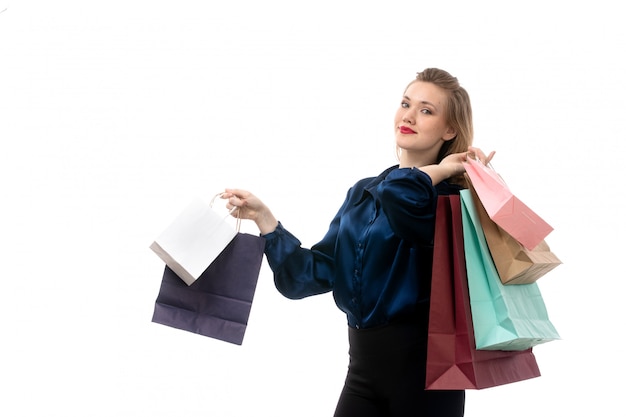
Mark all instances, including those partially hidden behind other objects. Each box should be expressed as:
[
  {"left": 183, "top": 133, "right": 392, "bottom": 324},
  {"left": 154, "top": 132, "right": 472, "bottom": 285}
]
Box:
[
  {"left": 221, "top": 188, "right": 279, "bottom": 235},
  {"left": 467, "top": 146, "right": 495, "bottom": 165},
  {"left": 422, "top": 147, "right": 496, "bottom": 185},
  {"left": 439, "top": 147, "right": 495, "bottom": 177}
]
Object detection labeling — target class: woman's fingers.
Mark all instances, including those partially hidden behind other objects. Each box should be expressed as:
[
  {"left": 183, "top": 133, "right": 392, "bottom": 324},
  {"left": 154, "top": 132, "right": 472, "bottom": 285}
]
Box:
[{"left": 467, "top": 147, "right": 496, "bottom": 165}]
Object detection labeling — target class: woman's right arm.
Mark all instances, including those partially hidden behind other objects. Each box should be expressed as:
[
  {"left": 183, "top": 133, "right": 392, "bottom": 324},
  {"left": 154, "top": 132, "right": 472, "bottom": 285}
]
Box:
[{"left": 221, "top": 188, "right": 334, "bottom": 299}]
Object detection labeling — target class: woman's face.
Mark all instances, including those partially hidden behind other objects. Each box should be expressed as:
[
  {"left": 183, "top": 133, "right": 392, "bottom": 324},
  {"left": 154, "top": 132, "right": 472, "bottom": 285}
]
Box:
[{"left": 394, "top": 81, "right": 456, "bottom": 162}]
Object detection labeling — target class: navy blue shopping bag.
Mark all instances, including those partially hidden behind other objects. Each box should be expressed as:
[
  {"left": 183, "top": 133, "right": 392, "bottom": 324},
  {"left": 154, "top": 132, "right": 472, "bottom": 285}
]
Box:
[{"left": 152, "top": 233, "right": 265, "bottom": 345}]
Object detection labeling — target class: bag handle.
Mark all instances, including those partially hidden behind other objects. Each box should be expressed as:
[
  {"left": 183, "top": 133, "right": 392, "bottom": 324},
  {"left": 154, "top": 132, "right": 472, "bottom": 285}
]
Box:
[
  {"left": 210, "top": 192, "right": 242, "bottom": 232},
  {"left": 464, "top": 155, "right": 508, "bottom": 188}
]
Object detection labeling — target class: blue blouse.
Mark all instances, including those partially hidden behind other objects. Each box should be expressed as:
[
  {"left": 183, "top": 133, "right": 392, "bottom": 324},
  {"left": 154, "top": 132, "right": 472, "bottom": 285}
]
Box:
[{"left": 262, "top": 165, "right": 462, "bottom": 329}]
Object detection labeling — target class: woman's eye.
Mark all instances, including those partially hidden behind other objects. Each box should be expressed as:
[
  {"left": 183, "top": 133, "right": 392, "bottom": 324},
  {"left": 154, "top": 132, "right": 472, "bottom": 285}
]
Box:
[
  {"left": 401, "top": 102, "right": 409, "bottom": 108},
  {"left": 421, "top": 108, "right": 432, "bottom": 115}
]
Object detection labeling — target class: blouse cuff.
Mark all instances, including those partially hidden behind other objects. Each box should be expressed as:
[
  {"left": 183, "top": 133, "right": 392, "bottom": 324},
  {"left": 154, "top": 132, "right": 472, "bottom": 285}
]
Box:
[{"left": 262, "top": 221, "right": 303, "bottom": 270}]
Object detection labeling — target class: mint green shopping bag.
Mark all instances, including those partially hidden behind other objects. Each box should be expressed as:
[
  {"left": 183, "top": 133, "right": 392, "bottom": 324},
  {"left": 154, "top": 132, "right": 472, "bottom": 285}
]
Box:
[{"left": 460, "top": 189, "right": 560, "bottom": 350}]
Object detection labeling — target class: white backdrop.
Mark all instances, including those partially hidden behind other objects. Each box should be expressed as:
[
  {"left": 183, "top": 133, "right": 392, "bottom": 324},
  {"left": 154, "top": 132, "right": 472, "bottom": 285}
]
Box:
[{"left": 1, "top": 1, "right": 624, "bottom": 416}]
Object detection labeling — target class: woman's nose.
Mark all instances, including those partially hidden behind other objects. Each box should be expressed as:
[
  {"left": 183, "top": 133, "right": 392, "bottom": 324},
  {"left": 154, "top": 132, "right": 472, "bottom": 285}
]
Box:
[{"left": 402, "top": 112, "right": 415, "bottom": 124}]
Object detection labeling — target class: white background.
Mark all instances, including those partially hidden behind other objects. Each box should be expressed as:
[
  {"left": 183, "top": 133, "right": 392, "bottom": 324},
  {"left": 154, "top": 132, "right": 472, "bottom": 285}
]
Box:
[{"left": 1, "top": 1, "right": 624, "bottom": 416}]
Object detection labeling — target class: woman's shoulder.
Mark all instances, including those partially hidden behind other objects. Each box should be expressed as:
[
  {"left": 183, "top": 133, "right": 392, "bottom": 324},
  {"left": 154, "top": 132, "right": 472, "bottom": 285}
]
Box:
[
  {"left": 436, "top": 180, "right": 464, "bottom": 195},
  {"left": 353, "top": 165, "right": 399, "bottom": 187},
  {"left": 343, "top": 165, "right": 399, "bottom": 203},
  {"left": 348, "top": 165, "right": 463, "bottom": 196}
]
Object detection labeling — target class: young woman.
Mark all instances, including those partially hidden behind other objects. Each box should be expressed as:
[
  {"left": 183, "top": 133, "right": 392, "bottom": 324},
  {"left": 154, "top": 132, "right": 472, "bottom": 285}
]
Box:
[{"left": 223, "top": 68, "right": 494, "bottom": 417}]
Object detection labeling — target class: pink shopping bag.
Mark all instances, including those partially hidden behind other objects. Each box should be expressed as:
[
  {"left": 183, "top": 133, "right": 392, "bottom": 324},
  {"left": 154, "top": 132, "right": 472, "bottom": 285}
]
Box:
[{"left": 463, "top": 158, "right": 553, "bottom": 250}]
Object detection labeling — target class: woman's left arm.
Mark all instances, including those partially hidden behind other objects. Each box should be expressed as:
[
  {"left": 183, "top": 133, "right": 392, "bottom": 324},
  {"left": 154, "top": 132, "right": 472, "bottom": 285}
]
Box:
[
  {"left": 379, "top": 147, "right": 495, "bottom": 243},
  {"left": 378, "top": 168, "right": 440, "bottom": 244},
  {"left": 420, "top": 147, "right": 495, "bottom": 186}
]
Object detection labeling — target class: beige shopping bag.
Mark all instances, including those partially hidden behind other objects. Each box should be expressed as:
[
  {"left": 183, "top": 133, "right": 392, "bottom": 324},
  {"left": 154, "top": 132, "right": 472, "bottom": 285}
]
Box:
[{"left": 466, "top": 179, "right": 562, "bottom": 284}]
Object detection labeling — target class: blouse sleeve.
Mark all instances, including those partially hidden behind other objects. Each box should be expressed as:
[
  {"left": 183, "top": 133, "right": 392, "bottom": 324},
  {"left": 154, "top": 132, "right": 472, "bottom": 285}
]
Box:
[
  {"left": 377, "top": 167, "right": 439, "bottom": 245},
  {"left": 263, "top": 221, "right": 336, "bottom": 299}
]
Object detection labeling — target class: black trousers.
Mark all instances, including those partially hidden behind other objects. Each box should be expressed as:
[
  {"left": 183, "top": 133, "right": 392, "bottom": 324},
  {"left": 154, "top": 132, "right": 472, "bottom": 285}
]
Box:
[{"left": 333, "top": 322, "right": 465, "bottom": 417}]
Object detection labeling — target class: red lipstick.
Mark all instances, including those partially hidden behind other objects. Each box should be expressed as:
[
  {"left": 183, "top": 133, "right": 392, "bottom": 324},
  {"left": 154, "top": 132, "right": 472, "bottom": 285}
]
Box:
[{"left": 400, "top": 126, "right": 416, "bottom": 134}]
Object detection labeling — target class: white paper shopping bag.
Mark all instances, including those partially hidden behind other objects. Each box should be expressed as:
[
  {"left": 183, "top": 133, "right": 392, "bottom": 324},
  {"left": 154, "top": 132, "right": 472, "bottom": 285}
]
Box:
[{"left": 150, "top": 194, "right": 238, "bottom": 286}]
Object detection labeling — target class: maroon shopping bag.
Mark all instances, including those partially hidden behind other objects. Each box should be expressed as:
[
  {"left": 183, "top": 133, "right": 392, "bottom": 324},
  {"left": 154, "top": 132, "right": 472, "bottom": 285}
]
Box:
[
  {"left": 152, "top": 233, "right": 265, "bottom": 345},
  {"left": 425, "top": 195, "right": 541, "bottom": 390}
]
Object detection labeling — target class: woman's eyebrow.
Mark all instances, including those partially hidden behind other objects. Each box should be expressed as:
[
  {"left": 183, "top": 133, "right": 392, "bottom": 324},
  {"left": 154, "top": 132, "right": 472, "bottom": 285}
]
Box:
[{"left": 404, "top": 96, "right": 436, "bottom": 108}]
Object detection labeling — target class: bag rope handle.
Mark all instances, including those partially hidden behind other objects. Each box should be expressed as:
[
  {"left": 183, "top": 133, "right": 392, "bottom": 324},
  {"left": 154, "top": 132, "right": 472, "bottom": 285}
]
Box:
[{"left": 210, "top": 192, "right": 242, "bottom": 232}]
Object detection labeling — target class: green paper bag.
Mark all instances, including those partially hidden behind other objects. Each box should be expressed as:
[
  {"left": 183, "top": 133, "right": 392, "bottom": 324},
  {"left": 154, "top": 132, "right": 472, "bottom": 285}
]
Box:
[{"left": 460, "top": 189, "right": 560, "bottom": 351}]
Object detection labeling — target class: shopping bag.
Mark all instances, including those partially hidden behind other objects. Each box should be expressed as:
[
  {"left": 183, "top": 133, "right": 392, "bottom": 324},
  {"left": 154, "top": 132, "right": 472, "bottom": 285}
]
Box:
[
  {"left": 463, "top": 157, "right": 553, "bottom": 250},
  {"left": 466, "top": 178, "right": 562, "bottom": 285},
  {"left": 150, "top": 194, "right": 238, "bottom": 285},
  {"left": 460, "top": 189, "right": 560, "bottom": 350},
  {"left": 425, "top": 195, "right": 541, "bottom": 390},
  {"left": 152, "top": 232, "right": 266, "bottom": 345}
]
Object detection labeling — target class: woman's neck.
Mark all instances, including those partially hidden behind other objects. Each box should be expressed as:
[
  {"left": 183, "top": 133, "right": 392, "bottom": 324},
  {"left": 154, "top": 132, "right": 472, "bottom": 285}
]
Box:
[{"left": 398, "top": 151, "right": 437, "bottom": 169}]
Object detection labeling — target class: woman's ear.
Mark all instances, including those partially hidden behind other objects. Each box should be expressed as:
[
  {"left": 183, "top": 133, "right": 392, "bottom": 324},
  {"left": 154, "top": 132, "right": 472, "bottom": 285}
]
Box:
[{"left": 442, "top": 126, "right": 457, "bottom": 141}]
